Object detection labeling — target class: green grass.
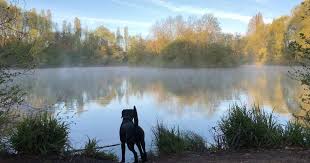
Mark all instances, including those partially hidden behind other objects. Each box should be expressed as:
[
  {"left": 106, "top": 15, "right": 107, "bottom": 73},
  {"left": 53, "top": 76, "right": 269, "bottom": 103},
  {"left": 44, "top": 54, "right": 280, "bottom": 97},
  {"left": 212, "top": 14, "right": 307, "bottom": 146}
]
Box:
[
  {"left": 215, "top": 104, "right": 310, "bottom": 150},
  {"left": 0, "top": 110, "right": 14, "bottom": 156},
  {"left": 10, "top": 112, "right": 69, "bottom": 155},
  {"left": 284, "top": 121, "right": 310, "bottom": 148},
  {"left": 81, "top": 137, "right": 118, "bottom": 161},
  {"left": 0, "top": 111, "right": 8, "bottom": 154},
  {"left": 153, "top": 122, "right": 207, "bottom": 155},
  {"left": 217, "top": 105, "right": 283, "bottom": 149}
]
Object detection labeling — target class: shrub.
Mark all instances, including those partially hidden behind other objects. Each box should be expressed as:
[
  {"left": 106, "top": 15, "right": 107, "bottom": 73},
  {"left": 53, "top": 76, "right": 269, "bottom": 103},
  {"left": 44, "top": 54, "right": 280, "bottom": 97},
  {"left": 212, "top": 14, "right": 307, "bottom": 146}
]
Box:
[
  {"left": 153, "top": 122, "right": 206, "bottom": 155},
  {"left": 81, "top": 137, "right": 117, "bottom": 161},
  {"left": 0, "top": 110, "right": 14, "bottom": 155},
  {"left": 183, "top": 131, "right": 207, "bottom": 152},
  {"left": 0, "top": 111, "right": 8, "bottom": 146},
  {"left": 10, "top": 112, "right": 69, "bottom": 155},
  {"left": 217, "top": 105, "right": 283, "bottom": 149},
  {"left": 284, "top": 121, "right": 310, "bottom": 148}
]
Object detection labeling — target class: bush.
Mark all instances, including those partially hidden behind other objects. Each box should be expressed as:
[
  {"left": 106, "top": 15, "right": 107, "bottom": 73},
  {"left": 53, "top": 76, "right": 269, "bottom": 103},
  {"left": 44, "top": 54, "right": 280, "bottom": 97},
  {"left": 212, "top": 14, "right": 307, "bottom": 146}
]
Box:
[
  {"left": 81, "top": 137, "right": 117, "bottom": 161},
  {"left": 10, "top": 112, "right": 69, "bottom": 155},
  {"left": 217, "top": 105, "right": 283, "bottom": 149},
  {"left": 0, "top": 110, "right": 13, "bottom": 155},
  {"left": 284, "top": 121, "right": 310, "bottom": 148},
  {"left": 0, "top": 111, "right": 8, "bottom": 140},
  {"left": 153, "top": 122, "right": 206, "bottom": 155},
  {"left": 183, "top": 131, "right": 207, "bottom": 152}
]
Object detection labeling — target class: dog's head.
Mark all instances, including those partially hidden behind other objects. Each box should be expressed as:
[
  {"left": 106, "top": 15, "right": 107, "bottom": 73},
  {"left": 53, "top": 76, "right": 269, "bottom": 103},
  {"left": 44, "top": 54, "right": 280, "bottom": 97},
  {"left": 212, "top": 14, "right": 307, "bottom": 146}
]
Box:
[{"left": 121, "top": 106, "right": 138, "bottom": 120}]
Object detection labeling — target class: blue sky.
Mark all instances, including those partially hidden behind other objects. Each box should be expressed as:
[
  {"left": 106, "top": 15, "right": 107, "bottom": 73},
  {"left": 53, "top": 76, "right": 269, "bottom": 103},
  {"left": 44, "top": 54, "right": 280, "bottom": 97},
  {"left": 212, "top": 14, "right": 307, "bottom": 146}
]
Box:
[{"left": 20, "top": 0, "right": 303, "bottom": 36}]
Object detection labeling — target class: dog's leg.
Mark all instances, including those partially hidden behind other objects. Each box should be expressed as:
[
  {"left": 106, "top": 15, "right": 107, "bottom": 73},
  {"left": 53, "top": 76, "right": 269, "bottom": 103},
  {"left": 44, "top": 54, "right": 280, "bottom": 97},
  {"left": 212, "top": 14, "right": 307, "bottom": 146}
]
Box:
[
  {"left": 121, "top": 142, "right": 126, "bottom": 163},
  {"left": 141, "top": 140, "right": 147, "bottom": 161},
  {"left": 127, "top": 143, "right": 138, "bottom": 163},
  {"left": 136, "top": 143, "right": 144, "bottom": 161}
]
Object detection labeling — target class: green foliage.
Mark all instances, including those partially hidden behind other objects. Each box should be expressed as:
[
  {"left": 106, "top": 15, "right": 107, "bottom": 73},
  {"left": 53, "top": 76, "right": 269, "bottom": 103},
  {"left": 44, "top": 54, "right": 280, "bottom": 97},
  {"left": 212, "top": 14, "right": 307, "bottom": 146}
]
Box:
[
  {"left": 215, "top": 104, "right": 310, "bottom": 150},
  {"left": 217, "top": 105, "right": 284, "bottom": 149},
  {"left": 81, "top": 137, "right": 117, "bottom": 161},
  {"left": 183, "top": 131, "right": 207, "bottom": 152},
  {"left": 1, "top": 0, "right": 309, "bottom": 67},
  {"left": 83, "top": 137, "right": 99, "bottom": 157},
  {"left": 0, "top": 111, "right": 9, "bottom": 154},
  {"left": 10, "top": 112, "right": 69, "bottom": 155},
  {"left": 127, "top": 36, "right": 153, "bottom": 65},
  {"left": 288, "top": 1, "right": 310, "bottom": 117},
  {"left": 160, "top": 40, "right": 196, "bottom": 67},
  {"left": 153, "top": 122, "right": 207, "bottom": 155},
  {"left": 284, "top": 121, "right": 310, "bottom": 147}
]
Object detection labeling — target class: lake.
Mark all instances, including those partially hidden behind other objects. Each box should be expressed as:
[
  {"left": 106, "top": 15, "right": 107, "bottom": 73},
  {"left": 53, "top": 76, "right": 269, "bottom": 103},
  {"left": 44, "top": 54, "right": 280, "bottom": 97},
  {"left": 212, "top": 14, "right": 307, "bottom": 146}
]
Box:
[{"left": 20, "top": 66, "right": 303, "bottom": 160}]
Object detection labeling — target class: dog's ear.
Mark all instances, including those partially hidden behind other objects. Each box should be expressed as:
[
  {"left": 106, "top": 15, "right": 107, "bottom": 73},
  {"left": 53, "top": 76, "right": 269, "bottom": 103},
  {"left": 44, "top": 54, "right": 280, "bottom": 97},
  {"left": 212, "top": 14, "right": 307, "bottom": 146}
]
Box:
[
  {"left": 121, "top": 109, "right": 125, "bottom": 118},
  {"left": 133, "top": 106, "right": 136, "bottom": 110}
]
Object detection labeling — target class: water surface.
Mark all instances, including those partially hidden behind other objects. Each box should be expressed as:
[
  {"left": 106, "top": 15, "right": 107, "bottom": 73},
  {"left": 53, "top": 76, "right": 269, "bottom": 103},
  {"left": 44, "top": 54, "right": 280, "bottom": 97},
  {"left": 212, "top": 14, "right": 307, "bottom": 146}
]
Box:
[{"left": 21, "top": 66, "right": 303, "bottom": 160}]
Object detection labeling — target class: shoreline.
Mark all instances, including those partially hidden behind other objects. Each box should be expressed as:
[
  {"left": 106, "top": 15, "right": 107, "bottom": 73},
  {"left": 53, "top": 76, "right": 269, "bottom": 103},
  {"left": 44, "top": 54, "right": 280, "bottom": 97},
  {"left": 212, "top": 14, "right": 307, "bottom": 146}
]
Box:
[{"left": 1, "top": 149, "right": 309, "bottom": 163}]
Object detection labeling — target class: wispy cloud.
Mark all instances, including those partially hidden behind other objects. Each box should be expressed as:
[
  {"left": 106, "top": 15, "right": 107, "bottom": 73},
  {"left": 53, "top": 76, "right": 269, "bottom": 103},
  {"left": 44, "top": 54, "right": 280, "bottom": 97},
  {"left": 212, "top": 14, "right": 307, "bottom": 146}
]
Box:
[
  {"left": 111, "top": 0, "right": 146, "bottom": 10},
  {"left": 54, "top": 15, "right": 152, "bottom": 28},
  {"left": 149, "top": 0, "right": 272, "bottom": 23},
  {"left": 78, "top": 16, "right": 152, "bottom": 27},
  {"left": 254, "top": 0, "right": 268, "bottom": 4}
]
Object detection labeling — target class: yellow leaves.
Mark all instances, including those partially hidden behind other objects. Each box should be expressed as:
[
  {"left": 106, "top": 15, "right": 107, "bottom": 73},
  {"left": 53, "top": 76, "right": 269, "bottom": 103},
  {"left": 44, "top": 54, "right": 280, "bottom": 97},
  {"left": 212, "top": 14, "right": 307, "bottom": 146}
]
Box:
[
  {"left": 257, "top": 47, "right": 268, "bottom": 64},
  {"left": 29, "top": 29, "right": 40, "bottom": 38},
  {"left": 94, "top": 26, "right": 115, "bottom": 43}
]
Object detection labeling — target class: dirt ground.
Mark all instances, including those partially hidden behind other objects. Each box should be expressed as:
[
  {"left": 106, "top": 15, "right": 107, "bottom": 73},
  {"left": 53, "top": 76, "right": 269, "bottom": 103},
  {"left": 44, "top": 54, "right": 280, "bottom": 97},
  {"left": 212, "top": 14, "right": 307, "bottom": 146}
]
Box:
[
  {"left": 1, "top": 149, "right": 309, "bottom": 163},
  {"left": 152, "top": 149, "right": 310, "bottom": 163}
]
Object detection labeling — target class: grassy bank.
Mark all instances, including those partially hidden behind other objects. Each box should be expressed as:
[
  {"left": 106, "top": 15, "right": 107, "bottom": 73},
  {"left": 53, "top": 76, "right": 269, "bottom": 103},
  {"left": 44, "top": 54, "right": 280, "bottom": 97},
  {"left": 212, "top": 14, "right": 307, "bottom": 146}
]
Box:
[
  {"left": 153, "top": 105, "right": 310, "bottom": 156},
  {"left": 153, "top": 122, "right": 207, "bottom": 155},
  {"left": 0, "top": 112, "right": 118, "bottom": 162},
  {"left": 1, "top": 104, "right": 310, "bottom": 161}
]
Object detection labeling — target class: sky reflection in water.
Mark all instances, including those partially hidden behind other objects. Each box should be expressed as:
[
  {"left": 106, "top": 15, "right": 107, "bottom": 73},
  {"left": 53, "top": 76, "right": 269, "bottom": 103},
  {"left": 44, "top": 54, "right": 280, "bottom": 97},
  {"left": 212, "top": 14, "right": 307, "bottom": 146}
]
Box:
[{"left": 21, "top": 66, "right": 302, "bottom": 160}]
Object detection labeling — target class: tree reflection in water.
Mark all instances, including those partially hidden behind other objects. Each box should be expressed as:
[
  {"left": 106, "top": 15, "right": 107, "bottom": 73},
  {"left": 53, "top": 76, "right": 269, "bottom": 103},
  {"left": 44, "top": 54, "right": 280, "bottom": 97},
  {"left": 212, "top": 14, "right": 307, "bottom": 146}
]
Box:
[{"left": 20, "top": 66, "right": 303, "bottom": 117}]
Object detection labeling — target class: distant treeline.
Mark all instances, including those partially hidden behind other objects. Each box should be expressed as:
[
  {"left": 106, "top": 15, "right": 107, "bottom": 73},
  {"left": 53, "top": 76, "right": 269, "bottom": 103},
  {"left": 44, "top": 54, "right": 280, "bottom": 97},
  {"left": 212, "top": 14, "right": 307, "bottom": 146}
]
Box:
[{"left": 0, "top": 0, "right": 309, "bottom": 67}]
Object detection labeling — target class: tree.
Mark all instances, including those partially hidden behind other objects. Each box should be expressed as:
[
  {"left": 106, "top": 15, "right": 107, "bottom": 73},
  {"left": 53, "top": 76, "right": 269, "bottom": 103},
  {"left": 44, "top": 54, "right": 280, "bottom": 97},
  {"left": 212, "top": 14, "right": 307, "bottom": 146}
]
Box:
[
  {"left": 289, "top": 0, "right": 310, "bottom": 124},
  {"left": 244, "top": 13, "right": 268, "bottom": 64},
  {"left": 73, "top": 17, "right": 81, "bottom": 49},
  {"left": 247, "top": 12, "right": 264, "bottom": 35},
  {"left": 116, "top": 27, "right": 123, "bottom": 49},
  {"left": 0, "top": 0, "right": 40, "bottom": 141},
  {"left": 195, "top": 14, "right": 221, "bottom": 43},
  {"left": 160, "top": 39, "right": 196, "bottom": 67},
  {"left": 266, "top": 16, "right": 289, "bottom": 63},
  {"left": 127, "top": 36, "right": 151, "bottom": 65},
  {"left": 286, "top": 0, "right": 310, "bottom": 49},
  {"left": 124, "top": 26, "right": 128, "bottom": 52}
]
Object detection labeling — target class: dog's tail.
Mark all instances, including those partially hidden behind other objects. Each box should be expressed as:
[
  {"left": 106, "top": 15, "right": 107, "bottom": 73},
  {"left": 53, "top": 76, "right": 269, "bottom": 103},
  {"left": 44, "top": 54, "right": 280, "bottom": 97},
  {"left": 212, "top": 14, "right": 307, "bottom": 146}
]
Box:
[{"left": 133, "top": 106, "right": 139, "bottom": 127}]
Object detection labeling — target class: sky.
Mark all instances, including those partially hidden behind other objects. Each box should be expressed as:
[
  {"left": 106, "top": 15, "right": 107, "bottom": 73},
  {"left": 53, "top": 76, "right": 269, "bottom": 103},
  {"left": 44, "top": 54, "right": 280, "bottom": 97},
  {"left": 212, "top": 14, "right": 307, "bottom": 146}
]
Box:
[{"left": 19, "top": 0, "right": 303, "bottom": 36}]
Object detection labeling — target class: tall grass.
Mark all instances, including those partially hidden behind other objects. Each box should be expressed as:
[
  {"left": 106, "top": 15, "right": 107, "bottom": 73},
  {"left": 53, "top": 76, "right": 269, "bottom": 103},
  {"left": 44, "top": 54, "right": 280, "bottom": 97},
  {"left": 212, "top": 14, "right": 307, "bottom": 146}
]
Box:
[
  {"left": 215, "top": 104, "right": 310, "bottom": 150},
  {"left": 153, "top": 122, "right": 206, "bottom": 155},
  {"left": 81, "top": 137, "right": 117, "bottom": 161},
  {"left": 217, "top": 105, "right": 283, "bottom": 149},
  {"left": 0, "top": 111, "right": 8, "bottom": 154},
  {"left": 284, "top": 121, "right": 310, "bottom": 147},
  {"left": 10, "top": 112, "right": 69, "bottom": 155},
  {"left": 0, "top": 110, "right": 15, "bottom": 155}
]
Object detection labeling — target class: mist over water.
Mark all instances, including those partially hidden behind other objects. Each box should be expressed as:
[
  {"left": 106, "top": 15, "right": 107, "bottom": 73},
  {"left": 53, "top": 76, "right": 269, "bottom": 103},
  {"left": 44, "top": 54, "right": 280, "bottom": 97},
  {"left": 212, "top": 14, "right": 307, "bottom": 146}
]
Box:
[{"left": 19, "top": 66, "right": 302, "bottom": 159}]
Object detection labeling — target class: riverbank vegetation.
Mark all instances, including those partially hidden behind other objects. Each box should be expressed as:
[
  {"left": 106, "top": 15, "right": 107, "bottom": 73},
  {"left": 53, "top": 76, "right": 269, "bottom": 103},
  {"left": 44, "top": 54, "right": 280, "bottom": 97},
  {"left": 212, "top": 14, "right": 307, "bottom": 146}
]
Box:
[
  {"left": 0, "top": 112, "right": 118, "bottom": 161},
  {"left": 0, "top": 0, "right": 309, "bottom": 68},
  {"left": 1, "top": 0, "right": 310, "bottom": 162},
  {"left": 153, "top": 122, "right": 207, "bottom": 155},
  {"left": 10, "top": 112, "right": 69, "bottom": 155},
  {"left": 1, "top": 104, "right": 309, "bottom": 161},
  {"left": 81, "top": 137, "right": 118, "bottom": 161},
  {"left": 152, "top": 105, "right": 310, "bottom": 156}
]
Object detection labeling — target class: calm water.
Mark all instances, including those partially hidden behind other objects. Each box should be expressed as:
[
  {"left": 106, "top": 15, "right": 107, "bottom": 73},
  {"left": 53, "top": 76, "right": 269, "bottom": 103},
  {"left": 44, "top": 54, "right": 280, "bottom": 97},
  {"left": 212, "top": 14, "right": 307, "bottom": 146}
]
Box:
[{"left": 20, "top": 66, "right": 303, "bottom": 160}]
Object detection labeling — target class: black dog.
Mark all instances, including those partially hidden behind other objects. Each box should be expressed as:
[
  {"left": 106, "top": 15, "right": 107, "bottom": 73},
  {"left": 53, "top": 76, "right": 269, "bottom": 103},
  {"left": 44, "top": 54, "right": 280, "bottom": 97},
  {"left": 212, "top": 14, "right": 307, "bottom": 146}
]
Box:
[{"left": 120, "top": 106, "right": 147, "bottom": 163}]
